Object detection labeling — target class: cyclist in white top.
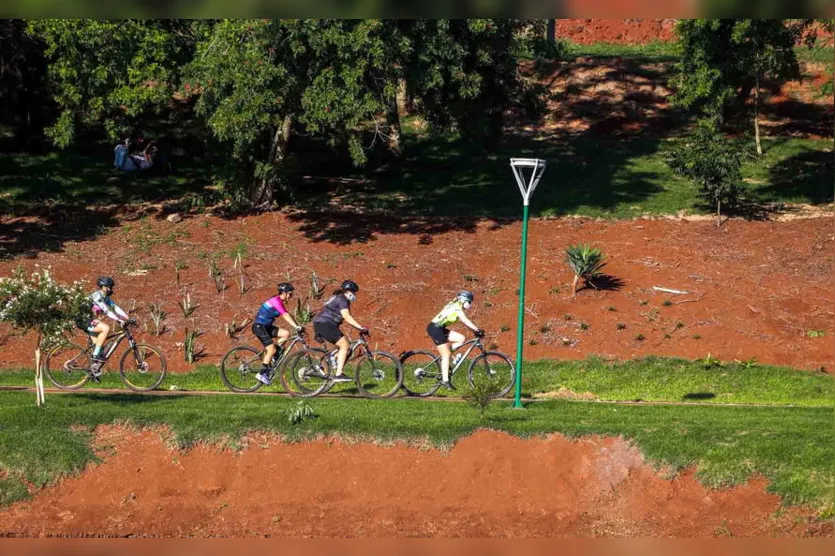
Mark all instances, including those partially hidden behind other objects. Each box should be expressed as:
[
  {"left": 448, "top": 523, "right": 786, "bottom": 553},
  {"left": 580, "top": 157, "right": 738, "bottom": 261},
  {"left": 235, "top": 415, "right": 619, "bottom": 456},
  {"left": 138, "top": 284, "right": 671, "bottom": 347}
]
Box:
[{"left": 80, "top": 277, "right": 132, "bottom": 372}]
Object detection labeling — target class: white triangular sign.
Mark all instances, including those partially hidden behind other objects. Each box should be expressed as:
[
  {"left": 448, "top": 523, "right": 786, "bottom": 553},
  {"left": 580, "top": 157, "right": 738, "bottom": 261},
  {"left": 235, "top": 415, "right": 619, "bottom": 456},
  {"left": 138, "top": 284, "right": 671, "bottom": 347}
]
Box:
[{"left": 510, "top": 158, "right": 547, "bottom": 206}]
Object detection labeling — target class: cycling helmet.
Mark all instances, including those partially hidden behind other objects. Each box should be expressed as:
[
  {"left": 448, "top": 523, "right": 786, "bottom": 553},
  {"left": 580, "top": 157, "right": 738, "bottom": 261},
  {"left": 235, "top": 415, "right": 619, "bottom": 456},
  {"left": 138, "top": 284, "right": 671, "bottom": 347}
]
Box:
[
  {"left": 341, "top": 280, "right": 359, "bottom": 293},
  {"left": 457, "top": 290, "right": 474, "bottom": 303},
  {"left": 97, "top": 277, "right": 115, "bottom": 288},
  {"left": 277, "top": 282, "right": 295, "bottom": 294}
]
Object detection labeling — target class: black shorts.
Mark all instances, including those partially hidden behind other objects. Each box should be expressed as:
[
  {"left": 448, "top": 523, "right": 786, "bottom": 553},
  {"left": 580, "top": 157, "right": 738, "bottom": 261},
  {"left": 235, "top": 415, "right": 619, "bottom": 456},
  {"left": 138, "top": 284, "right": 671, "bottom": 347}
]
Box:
[
  {"left": 252, "top": 323, "right": 277, "bottom": 347},
  {"left": 313, "top": 321, "right": 344, "bottom": 344},
  {"left": 427, "top": 323, "right": 450, "bottom": 346}
]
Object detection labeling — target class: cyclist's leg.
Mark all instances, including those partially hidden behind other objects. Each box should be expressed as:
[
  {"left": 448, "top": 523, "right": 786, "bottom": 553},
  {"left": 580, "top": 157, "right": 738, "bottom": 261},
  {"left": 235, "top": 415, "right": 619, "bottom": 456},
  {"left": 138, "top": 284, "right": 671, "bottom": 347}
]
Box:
[
  {"left": 90, "top": 321, "right": 109, "bottom": 360},
  {"left": 428, "top": 323, "right": 453, "bottom": 382},
  {"left": 252, "top": 323, "right": 275, "bottom": 367},
  {"left": 449, "top": 330, "right": 465, "bottom": 351},
  {"left": 334, "top": 336, "right": 350, "bottom": 377},
  {"left": 275, "top": 327, "right": 291, "bottom": 349}
]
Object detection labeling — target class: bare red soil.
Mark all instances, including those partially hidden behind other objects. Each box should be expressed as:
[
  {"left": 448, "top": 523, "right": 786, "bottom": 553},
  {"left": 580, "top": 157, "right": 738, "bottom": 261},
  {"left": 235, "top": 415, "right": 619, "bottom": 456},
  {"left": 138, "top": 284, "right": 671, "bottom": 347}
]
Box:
[
  {"left": 0, "top": 210, "right": 832, "bottom": 373},
  {"left": 1, "top": 426, "right": 829, "bottom": 538},
  {"left": 555, "top": 18, "right": 678, "bottom": 44}
]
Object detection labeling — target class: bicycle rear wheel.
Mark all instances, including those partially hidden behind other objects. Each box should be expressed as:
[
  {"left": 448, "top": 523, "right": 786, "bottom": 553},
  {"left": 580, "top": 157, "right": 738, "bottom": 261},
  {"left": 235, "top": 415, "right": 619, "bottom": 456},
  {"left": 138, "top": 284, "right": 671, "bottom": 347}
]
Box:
[
  {"left": 467, "top": 351, "right": 515, "bottom": 398},
  {"left": 355, "top": 351, "right": 402, "bottom": 399},
  {"left": 119, "top": 344, "right": 167, "bottom": 392},
  {"left": 280, "top": 349, "right": 330, "bottom": 398},
  {"left": 219, "top": 346, "right": 264, "bottom": 392},
  {"left": 399, "top": 350, "right": 442, "bottom": 397},
  {"left": 44, "top": 342, "right": 91, "bottom": 389}
]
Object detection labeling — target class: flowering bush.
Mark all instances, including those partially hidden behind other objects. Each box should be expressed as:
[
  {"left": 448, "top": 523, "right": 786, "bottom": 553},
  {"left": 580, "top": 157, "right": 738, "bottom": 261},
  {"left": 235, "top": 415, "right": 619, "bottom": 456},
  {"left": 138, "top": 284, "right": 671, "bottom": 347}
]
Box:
[{"left": 0, "top": 266, "right": 89, "bottom": 350}]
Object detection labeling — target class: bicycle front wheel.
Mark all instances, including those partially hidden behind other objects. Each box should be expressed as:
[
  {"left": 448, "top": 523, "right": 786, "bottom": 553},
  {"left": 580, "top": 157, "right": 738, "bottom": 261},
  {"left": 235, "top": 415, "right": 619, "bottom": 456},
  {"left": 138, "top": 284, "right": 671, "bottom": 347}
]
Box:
[
  {"left": 280, "top": 349, "right": 330, "bottom": 398},
  {"left": 467, "top": 351, "right": 515, "bottom": 398},
  {"left": 219, "top": 346, "right": 264, "bottom": 393},
  {"left": 355, "top": 351, "right": 402, "bottom": 399},
  {"left": 44, "top": 342, "right": 91, "bottom": 389},
  {"left": 399, "top": 350, "right": 442, "bottom": 397},
  {"left": 119, "top": 344, "right": 167, "bottom": 392}
]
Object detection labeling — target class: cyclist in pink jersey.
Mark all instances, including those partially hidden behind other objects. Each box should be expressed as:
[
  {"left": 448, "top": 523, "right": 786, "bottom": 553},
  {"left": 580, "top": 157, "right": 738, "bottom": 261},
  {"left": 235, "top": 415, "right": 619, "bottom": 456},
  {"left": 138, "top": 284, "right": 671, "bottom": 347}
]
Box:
[{"left": 252, "top": 282, "right": 304, "bottom": 385}]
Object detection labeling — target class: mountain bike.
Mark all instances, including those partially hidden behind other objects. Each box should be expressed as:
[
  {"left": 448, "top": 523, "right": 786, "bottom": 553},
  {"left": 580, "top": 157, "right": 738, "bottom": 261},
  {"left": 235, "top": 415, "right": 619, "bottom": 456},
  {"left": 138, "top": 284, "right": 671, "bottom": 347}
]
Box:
[
  {"left": 280, "top": 330, "right": 403, "bottom": 399},
  {"left": 44, "top": 320, "right": 167, "bottom": 392},
  {"left": 399, "top": 332, "right": 515, "bottom": 398},
  {"left": 218, "top": 330, "right": 314, "bottom": 393}
]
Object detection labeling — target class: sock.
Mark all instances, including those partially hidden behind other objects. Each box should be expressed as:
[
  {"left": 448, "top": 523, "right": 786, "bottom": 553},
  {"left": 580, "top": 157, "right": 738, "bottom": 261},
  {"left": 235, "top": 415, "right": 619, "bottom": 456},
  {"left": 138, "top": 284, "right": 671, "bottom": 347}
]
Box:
[{"left": 92, "top": 346, "right": 102, "bottom": 358}]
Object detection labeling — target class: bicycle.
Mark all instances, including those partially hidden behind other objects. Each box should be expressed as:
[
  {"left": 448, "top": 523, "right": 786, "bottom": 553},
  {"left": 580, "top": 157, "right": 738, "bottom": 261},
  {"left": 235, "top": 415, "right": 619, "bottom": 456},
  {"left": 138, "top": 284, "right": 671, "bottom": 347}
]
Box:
[
  {"left": 280, "top": 330, "right": 403, "bottom": 399},
  {"left": 44, "top": 320, "right": 167, "bottom": 392},
  {"left": 399, "top": 332, "right": 515, "bottom": 398},
  {"left": 218, "top": 330, "right": 316, "bottom": 393}
]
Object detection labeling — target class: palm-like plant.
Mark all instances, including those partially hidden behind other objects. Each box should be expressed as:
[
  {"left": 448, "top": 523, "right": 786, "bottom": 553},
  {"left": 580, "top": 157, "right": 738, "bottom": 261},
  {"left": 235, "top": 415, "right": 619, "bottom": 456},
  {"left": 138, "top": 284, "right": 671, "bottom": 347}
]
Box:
[{"left": 564, "top": 244, "right": 606, "bottom": 298}]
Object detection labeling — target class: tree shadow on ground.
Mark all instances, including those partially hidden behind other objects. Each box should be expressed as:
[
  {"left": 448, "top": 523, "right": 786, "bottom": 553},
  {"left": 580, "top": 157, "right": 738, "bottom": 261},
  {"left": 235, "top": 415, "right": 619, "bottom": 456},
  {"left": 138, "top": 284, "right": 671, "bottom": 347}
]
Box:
[
  {"left": 682, "top": 393, "right": 716, "bottom": 401},
  {"left": 585, "top": 274, "right": 626, "bottom": 292},
  {"left": 761, "top": 147, "right": 834, "bottom": 205},
  {"left": 0, "top": 205, "right": 122, "bottom": 261}
]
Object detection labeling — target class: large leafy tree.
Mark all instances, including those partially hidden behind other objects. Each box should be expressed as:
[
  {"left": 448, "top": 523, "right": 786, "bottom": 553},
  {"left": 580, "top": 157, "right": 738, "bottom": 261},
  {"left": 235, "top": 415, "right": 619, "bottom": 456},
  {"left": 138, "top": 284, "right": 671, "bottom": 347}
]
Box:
[
  {"left": 187, "top": 19, "right": 532, "bottom": 206},
  {"left": 28, "top": 19, "right": 207, "bottom": 146},
  {"left": 672, "top": 19, "right": 802, "bottom": 154}
]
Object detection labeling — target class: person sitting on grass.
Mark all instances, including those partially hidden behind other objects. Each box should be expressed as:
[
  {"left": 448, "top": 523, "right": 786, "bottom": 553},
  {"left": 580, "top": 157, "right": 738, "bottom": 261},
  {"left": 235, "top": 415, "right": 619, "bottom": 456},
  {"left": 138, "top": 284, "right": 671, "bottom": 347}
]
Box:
[
  {"left": 426, "top": 290, "right": 484, "bottom": 390},
  {"left": 253, "top": 282, "right": 305, "bottom": 386}
]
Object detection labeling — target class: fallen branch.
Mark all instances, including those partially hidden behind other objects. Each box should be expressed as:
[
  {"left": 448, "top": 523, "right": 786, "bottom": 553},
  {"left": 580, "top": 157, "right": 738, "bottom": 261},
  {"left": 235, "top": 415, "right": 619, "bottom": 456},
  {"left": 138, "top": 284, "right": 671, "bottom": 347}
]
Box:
[
  {"left": 673, "top": 294, "right": 706, "bottom": 305},
  {"left": 652, "top": 286, "right": 689, "bottom": 295}
]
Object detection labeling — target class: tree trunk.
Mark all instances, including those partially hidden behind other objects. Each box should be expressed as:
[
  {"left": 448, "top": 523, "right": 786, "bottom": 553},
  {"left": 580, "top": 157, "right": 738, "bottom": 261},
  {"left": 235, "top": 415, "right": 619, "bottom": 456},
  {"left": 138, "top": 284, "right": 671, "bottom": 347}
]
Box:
[
  {"left": 716, "top": 198, "right": 722, "bottom": 228},
  {"left": 386, "top": 93, "right": 402, "bottom": 156},
  {"left": 34, "top": 346, "right": 44, "bottom": 407},
  {"left": 396, "top": 78, "right": 409, "bottom": 116},
  {"left": 546, "top": 19, "right": 556, "bottom": 43},
  {"left": 251, "top": 114, "right": 292, "bottom": 206},
  {"left": 754, "top": 74, "right": 763, "bottom": 156},
  {"left": 571, "top": 274, "right": 579, "bottom": 298}
]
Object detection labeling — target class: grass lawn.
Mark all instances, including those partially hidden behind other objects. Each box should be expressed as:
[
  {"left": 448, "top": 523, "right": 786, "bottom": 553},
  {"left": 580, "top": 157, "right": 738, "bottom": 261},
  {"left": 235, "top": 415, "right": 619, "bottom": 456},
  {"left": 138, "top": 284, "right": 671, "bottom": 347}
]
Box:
[
  {"left": 0, "top": 390, "right": 831, "bottom": 513},
  {"left": 1, "top": 355, "right": 832, "bottom": 407}
]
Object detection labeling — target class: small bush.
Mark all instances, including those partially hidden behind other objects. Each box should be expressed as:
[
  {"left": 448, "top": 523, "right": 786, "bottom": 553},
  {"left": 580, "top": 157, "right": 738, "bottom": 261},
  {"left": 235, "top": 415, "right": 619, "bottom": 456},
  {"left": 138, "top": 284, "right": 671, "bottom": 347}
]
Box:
[
  {"left": 617, "top": 323, "right": 626, "bottom": 330},
  {"left": 565, "top": 244, "right": 606, "bottom": 297},
  {"left": 462, "top": 380, "right": 503, "bottom": 419},
  {"left": 634, "top": 334, "right": 645, "bottom": 342},
  {"left": 287, "top": 401, "right": 317, "bottom": 424}
]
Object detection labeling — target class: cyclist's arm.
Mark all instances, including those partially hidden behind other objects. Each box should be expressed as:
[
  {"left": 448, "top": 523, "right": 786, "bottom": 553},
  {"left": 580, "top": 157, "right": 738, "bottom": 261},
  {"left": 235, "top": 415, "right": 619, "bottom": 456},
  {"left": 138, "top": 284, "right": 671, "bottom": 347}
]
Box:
[
  {"left": 340, "top": 309, "right": 364, "bottom": 330},
  {"left": 111, "top": 302, "right": 130, "bottom": 322},
  {"left": 93, "top": 298, "right": 125, "bottom": 323},
  {"left": 280, "top": 312, "right": 301, "bottom": 330},
  {"left": 459, "top": 313, "right": 479, "bottom": 333}
]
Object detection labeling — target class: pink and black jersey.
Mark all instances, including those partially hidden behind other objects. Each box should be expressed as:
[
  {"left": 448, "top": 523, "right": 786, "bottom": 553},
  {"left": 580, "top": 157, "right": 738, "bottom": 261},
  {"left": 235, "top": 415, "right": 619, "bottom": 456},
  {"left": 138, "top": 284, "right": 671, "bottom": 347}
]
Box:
[{"left": 254, "top": 296, "right": 288, "bottom": 325}]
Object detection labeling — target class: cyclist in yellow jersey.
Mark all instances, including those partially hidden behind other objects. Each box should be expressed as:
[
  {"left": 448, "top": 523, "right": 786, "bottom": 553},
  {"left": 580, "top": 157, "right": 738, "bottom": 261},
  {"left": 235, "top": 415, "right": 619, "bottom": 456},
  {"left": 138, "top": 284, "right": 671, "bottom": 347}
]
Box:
[{"left": 426, "top": 290, "right": 483, "bottom": 390}]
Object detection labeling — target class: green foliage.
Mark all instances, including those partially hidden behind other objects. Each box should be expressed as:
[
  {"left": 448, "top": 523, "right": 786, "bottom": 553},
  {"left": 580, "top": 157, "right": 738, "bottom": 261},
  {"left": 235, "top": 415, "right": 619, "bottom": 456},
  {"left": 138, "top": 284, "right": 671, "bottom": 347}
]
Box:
[
  {"left": 564, "top": 244, "right": 606, "bottom": 296},
  {"left": 147, "top": 302, "right": 166, "bottom": 336},
  {"left": 28, "top": 20, "right": 207, "bottom": 146},
  {"left": 461, "top": 379, "right": 502, "bottom": 419},
  {"left": 287, "top": 400, "right": 317, "bottom": 424},
  {"left": 0, "top": 266, "right": 89, "bottom": 350},
  {"left": 672, "top": 19, "right": 802, "bottom": 126},
  {"left": 294, "top": 297, "right": 314, "bottom": 325},
  {"left": 665, "top": 125, "right": 747, "bottom": 224},
  {"left": 183, "top": 327, "right": 200, "bottom": 364}
]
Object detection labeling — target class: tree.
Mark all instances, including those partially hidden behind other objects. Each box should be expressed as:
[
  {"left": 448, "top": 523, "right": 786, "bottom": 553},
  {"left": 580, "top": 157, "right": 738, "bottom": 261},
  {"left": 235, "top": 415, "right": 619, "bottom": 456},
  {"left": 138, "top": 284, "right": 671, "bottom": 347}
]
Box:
[
  {"left": 187, "top": 19, "right": 533, "bottom": 206},
  {"left": 0, "top": 267, "right": 89, "bottom": 406},
  {"left": 28, "top": 19, "right": 207, "bottom": 147},
  {"left": 672, "top": 19, "right": 802, "bottom": 154},
  {"left": 665, "top": 124, "right": 747, "bottom": 227}
]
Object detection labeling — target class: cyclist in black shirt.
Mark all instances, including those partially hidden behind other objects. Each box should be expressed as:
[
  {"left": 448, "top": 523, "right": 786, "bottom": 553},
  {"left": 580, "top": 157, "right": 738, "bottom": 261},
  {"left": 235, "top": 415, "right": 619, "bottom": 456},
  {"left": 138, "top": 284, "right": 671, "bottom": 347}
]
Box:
[{"left": 312, "top": 279, "right": 368, "bottom": 382}]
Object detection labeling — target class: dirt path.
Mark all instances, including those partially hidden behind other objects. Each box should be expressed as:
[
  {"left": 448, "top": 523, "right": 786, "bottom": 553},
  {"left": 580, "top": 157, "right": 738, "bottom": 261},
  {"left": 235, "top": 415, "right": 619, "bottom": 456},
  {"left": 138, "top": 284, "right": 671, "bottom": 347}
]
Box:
[{"left": 1, "top": 426, "right": 829, "bottom": 538}]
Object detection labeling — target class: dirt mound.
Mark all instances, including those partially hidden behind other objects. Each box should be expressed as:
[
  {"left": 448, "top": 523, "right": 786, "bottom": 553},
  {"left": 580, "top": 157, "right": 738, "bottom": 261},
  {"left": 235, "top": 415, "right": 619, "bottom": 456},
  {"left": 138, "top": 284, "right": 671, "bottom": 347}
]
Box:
[{"left": 0, "top": 425, "right": 827, "bottom": 537}]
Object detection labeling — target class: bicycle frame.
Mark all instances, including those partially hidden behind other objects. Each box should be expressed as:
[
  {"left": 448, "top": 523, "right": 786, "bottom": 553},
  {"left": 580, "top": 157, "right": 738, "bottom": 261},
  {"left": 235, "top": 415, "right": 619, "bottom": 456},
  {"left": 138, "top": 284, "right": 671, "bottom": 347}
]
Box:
[
  {"left": 430, "top": 337, "right": 487, "bottom": 378},
  {"left": 85, "top": 325, "right": 136, "bottom": 360}
]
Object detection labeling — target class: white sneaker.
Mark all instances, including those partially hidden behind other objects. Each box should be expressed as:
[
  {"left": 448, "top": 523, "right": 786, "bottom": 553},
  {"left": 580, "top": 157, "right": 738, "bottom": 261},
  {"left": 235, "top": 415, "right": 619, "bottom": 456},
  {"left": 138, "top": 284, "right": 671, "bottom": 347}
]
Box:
[
  {"left": 452, "top": 354, "right": 463, "bottom": 367},
  {"left": 255, "top": 371, "right": 272, "bottom": 385}
]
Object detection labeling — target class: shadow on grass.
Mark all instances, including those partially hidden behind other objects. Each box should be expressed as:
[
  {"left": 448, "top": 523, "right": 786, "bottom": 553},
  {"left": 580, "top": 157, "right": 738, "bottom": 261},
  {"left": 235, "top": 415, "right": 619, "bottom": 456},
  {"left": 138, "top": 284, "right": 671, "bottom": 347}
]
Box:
[
  {"left": 682, "top": 393, "right": 717, "bottom": 401},
  {"left": 762, "top": 147, "right": 834, "bottom": 205}
]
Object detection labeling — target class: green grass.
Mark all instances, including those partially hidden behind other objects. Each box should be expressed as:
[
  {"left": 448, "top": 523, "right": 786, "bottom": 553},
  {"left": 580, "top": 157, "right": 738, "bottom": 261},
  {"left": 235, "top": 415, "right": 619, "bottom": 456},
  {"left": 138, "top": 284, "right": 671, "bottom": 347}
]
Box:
[
  {"left": 565, "top": 40, "right": 680, "bottom": 61},
  {"left": 0, "top": 390, "right": 831, "bottom": 512},
  {"left": 0, "top": 148, "right": 214, "bottom": 214},
  {"left": 296, "top": 134, "right": 832, "bottom": 222},
  {"left": 2, "top": 355, "right": 832, "bottom": 407}
]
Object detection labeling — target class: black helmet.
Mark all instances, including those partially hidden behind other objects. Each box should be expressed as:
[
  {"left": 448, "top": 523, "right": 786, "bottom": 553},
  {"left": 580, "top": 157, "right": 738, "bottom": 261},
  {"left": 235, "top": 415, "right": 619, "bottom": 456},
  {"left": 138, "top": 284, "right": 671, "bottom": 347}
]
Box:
[
  {"left": 341, "top": 280, "right": 359, "bottom": 293},
  {"left": 457, "top": 290, "right": 474, "bottom": 303},
  {"left": 277, "top": 282, "right": 295, "bottom": 294},
  {"left": 97, "top": 276, "right": 115, "bottom": 288}
]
